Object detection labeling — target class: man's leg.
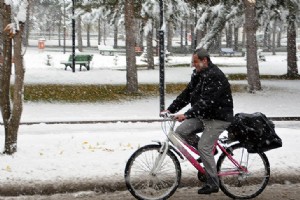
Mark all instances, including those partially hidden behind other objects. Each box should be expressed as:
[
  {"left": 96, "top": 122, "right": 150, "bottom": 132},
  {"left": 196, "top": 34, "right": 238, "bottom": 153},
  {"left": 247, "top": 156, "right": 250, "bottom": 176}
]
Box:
[
  {"left": 197, "top": 119, "right": 231, "bottom": 194},
  {"left": 175, "top": 118, "right": 204, "bottom": 148}
]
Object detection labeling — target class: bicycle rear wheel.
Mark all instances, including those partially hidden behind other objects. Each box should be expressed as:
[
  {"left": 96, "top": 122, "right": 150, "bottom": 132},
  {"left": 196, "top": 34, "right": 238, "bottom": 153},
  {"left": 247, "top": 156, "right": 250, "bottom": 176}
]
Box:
[
  {"left": 124, "top": 144, "right": 181, "bottom": 200},
  {"left": 217, "top": 144, "right": 270, "bottom": 199}
]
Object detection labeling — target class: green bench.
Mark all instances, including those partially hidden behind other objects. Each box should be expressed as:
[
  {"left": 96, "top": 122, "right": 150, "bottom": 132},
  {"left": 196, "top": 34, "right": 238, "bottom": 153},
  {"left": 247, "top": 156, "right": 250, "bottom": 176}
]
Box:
[{"left": 60, "top": 54, "right": 93, "bottom": 71}]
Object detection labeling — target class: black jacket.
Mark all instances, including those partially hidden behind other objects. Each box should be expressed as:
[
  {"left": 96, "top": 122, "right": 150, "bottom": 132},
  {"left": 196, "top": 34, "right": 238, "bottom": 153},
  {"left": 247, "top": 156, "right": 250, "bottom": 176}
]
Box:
[{"left": 167, "top": 62, "right": 233, "bottom": 122}]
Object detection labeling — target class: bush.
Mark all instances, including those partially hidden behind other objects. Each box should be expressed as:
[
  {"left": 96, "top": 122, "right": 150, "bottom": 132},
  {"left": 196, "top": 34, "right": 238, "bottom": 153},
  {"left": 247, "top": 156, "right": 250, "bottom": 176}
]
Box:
[{"left": 21, "top": 83, "right": 247, "bottom": 102}]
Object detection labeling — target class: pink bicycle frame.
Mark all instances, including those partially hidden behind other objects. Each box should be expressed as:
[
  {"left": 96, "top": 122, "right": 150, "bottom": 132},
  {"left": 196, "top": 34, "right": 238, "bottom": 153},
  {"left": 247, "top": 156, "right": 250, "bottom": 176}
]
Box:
[{"left": 169, "top": 132, "right": 248, "bottom": 177}]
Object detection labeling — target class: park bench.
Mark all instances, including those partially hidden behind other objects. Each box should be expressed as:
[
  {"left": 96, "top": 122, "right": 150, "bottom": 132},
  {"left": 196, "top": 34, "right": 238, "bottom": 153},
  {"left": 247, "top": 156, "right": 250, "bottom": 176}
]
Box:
[
  {"left": 257, "top": 49, "right": 266, "bottom": 61},
  {"left": 98, "top": 45, "right": 125, "bottom": 56},
  {"left": 243, "top": 48, "right": 266, "bottom": 62},
  {"left": 220, "top": 48, "right": 235, "bottom": 56},
  {"left": 60, "top": 54, "right": 93, "bottom": 71},
  {"left": 140, "top": 48, "right": 171, "bottom": 63}
]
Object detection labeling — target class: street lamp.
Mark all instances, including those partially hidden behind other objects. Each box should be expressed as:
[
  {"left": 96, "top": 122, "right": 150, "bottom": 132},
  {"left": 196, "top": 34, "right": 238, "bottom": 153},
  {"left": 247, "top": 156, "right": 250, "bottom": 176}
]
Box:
[
  {"left": 159, "top": 0, "right": 165, "bottom": 112},
  {"left": 72, "top": 0, "right": 76, "bottom": 73}
]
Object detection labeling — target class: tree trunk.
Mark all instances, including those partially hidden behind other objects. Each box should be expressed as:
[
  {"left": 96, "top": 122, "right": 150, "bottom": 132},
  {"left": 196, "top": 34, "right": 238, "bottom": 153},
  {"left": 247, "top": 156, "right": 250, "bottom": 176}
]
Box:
[
  {"left": 267, "top": 32, "right": 271, "bottom": 52},
  {"left": 103, "top": 21, "right": 107, "bottom": 45},
  {"left": 0, "top": 5, "right": 2, "bottom": 107},
  {"left": 180, "top": 22, "right": 183, "bottom": 48},
  {"left": 226, "top": 23, "right": 233, "bottom": 48},
  {"left": 124, "top": 0, "right": 138, "bottom": 93},
  {"left": 244, "top": 0, "right": 261, "bottom": 92},
  {"left": 272, "top": 19, "right": 276, "bottom": 55},
  {"left": 234, "top": 26, "right": 239, "bottom": 51},
  {"left": 4, "top": 22, "right": 26, "bottom": 154},
  {"left": 190, "top": 24, "right": 195, "bottom": 49},
  {"left": 167, "top": 21, "right": 173, "bottom": 51},
  {"left": 77, "top": 16, "right": 83, "bottom": 52},
  {"left": 113, "top": 20, "right": 118, "bottom": 48},
  {"left": 242, "top": 24, "right": 246, "bottom": 48},
  {"left": 139, "top": 27, "right": 144, "bottom": 49},
  {"left": 287, "top": 10, "right": 298, "bottom": 77},
  {"left": 217, "top": 33, "right": 222, "bottom": 52},
  {"left": 58, "top": 17, "right": 61, "bottom": 47},
  {"left": 87, "top": 24, "right": 91, "bottom": 47},
  {"left": 24, "top": 0, "right": 31, "bottom": 46},
  {"left": 0, "top": 4, "right": 13, "bottom": 154},
  {"left": 146, "top": 21, "right": 154, "bottom": 70},
  {"left": 277, "top": 29, "right": 281, "bottom": 47},
  {"left": 185, "top": 20, "right": 188, "bottom": 46},
  {"left": 263, "top": 25, "right": 269, "bottom": 48},
  {"left": 1, "top": 3, "right": 12, "bottom": 134},
  {"left": 98, "top": 18, "right": 101, "bottom": 45}
]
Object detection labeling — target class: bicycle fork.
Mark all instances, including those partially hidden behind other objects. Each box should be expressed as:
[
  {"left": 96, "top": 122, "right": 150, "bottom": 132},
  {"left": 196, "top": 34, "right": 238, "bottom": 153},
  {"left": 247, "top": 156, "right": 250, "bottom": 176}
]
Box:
[{"left": 150, "top": 140, "right": 169, "bottom": 176}]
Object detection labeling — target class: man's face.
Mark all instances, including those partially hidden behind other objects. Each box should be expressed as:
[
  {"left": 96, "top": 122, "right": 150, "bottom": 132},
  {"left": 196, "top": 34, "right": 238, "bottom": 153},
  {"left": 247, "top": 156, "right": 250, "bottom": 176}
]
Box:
[{"left": 192, "top": 54, "right": 206, "bottom": 72}]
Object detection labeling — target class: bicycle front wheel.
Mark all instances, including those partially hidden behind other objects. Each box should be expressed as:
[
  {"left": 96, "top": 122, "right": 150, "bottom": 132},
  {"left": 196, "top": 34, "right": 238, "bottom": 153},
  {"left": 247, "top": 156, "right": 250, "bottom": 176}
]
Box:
[
  {"left": 217, "top": 144, "right": 270, "bottom": 199},
  {"left": 124, "top": 144, "right": 181, "bottom": 200}
]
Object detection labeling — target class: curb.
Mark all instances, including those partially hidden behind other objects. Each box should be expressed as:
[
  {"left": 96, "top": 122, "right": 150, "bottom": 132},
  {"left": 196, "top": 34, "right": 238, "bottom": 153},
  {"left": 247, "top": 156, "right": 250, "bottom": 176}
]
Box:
[{"left": 0, "top": 174, "right": 299, "bottom": 196}]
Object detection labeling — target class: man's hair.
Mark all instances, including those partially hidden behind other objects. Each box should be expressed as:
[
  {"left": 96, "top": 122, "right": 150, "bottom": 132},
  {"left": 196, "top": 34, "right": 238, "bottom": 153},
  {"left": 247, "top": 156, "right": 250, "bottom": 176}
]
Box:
[{"left": 194, "top": 48, "right": 210, "bottom": 62}]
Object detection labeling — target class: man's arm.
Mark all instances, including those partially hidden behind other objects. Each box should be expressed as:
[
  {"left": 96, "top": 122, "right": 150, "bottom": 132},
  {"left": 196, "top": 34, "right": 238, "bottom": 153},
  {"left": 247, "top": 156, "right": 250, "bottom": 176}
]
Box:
[{"left": 167, "top": 82, "right": 191, "bottom": 114}]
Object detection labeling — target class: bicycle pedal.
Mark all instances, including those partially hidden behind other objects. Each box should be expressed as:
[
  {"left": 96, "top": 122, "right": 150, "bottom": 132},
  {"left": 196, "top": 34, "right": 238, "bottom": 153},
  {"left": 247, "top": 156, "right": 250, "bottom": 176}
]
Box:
[
  {"left": 197, "top": 170, "right": 207, "bottom": 182},
  {"left": 225, "top": 147, "right": 233, "bottom": 155},
  {"left": 197, "top": 157, "right": 202, "bottom": 163}
]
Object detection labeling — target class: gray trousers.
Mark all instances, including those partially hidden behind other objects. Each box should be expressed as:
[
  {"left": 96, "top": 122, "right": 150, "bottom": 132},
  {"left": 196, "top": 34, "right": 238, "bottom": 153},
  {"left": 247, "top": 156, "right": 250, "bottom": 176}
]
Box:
[{"left": 175, "top": 118, "right": 231, "bottom": 187}]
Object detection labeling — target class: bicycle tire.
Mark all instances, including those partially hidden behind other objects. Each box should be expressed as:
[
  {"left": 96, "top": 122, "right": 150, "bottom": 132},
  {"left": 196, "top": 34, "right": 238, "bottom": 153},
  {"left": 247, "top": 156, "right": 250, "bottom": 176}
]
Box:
[
  {"left": 217, "top": 144, "right": 270, "bottom": 199},
  {"left": 124, "top": 144, "right": 181, "bottom": 200}
]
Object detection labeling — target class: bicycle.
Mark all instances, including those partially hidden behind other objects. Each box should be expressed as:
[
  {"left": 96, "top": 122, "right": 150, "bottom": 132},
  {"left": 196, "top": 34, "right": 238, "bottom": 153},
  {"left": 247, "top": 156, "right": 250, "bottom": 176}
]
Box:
[{"left": 124, "top": 114, "right": 270, "bottom": 200}]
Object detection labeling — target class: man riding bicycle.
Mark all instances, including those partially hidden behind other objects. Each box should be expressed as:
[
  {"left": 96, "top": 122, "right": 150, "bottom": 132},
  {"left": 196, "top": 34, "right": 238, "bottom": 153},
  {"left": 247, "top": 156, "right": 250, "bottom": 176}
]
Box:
[{"left": 165, "top": 48, "right": 234, "bottom": 194}]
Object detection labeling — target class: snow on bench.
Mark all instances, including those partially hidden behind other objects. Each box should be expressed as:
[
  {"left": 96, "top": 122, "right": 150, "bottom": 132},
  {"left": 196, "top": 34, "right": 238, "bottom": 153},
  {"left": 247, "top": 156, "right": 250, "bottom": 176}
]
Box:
[
  {"left": 98, "top": 45, "right": 126, "bottom": 56},
  {"left": 220, "top": 48, "right": 235, "bottom": 56}
]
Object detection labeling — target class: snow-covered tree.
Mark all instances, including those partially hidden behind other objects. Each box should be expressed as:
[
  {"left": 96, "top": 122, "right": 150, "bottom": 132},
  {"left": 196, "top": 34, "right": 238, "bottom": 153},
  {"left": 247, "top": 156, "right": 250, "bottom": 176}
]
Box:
[
  {"left": 124, "top": 0, "right": 138, "bottom": 93},
  {"left": 0, "top": 0, "right": 28, "bottom": 154},
  {"left": 260, "top": 0, "right": 300, "bottom": 78},
  {"left": 284, "top": 0, "right": 299, "bottom": 78},
  {"left": 141, "top": 0, "right": 189, "bottom": 68},
  {"left": 244, "top": 0, "right": 261, "bottom": 92},
  {"left": 196, "top": 1, "right": 243, "bottom": 50}
]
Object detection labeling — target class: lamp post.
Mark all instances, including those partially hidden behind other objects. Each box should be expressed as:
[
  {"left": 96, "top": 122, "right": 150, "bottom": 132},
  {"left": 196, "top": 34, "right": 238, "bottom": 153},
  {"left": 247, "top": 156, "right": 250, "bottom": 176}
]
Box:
[
  {"left": 159, "top": 0, "right": 165, "bottom": 112},
  {"left": 72, "top": 0, "right": 76, "bottom": 73}
]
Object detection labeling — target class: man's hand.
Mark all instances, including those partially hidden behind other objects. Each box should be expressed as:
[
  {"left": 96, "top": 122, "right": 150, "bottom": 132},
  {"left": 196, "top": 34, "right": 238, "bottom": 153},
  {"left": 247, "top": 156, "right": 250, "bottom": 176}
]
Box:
[
  {"left": 160, "top": 110, "right": 170, "bottom": 117},
  {"left": 175, "top": 114, "right": 186, "bottom": 122}
]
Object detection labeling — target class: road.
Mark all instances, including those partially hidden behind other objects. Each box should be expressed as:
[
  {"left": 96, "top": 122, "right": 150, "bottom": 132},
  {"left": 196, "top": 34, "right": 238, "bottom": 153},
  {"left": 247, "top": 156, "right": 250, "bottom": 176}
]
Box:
[{"left": 3, "top": 184, "right": 299, "bottom": 200}]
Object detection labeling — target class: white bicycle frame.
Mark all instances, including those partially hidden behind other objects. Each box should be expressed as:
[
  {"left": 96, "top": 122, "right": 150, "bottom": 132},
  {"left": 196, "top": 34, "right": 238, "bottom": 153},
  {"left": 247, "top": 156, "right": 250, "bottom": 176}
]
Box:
[{"left": 151, "top": 118, "right": 207, "bottom": 175}]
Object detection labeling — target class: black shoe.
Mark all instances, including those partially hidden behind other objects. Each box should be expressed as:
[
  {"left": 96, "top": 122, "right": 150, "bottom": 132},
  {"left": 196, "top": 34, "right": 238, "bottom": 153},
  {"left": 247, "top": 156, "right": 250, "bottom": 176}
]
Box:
[
  {"left": 197, "top": 184, "right": 219, "bottom": 194},
  {"left": 197, "top": 149, "right": 219, "bottom": 163}
]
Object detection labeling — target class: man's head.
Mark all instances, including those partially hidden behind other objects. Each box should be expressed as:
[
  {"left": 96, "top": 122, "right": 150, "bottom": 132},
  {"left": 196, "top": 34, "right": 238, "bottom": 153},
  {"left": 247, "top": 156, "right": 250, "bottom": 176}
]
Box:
[{"left": 192, "top": 48, "right": 210, "bottom": 72}]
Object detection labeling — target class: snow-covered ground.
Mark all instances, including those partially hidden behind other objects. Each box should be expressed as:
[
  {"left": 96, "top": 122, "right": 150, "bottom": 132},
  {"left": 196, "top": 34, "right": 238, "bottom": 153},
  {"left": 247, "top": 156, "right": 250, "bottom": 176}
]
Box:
[
  {"left": 1, "top": 47, "right": 300, "bottom": 192},
  {"left": 21, "top": 48, "right": 298, "bottom": 85}
]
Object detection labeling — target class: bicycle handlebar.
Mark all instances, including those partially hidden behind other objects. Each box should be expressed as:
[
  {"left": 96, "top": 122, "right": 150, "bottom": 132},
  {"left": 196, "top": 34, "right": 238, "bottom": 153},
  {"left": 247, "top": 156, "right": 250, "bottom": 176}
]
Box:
[{"left": 160, "top": 112, "right": 176, "bottom": 119}]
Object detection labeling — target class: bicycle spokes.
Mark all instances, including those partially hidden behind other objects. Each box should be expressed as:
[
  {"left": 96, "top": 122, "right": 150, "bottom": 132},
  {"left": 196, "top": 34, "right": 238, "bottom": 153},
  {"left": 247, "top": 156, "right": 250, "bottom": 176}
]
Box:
[{"left": 217, "top": 144, "right": 270, "bottom": 199}]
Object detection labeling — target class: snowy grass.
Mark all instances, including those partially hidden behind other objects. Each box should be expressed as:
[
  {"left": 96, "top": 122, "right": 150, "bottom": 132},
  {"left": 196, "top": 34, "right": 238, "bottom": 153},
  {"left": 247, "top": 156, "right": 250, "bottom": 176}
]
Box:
[{"left": 22, "top": 83, "right": 248, "bottom": 102}]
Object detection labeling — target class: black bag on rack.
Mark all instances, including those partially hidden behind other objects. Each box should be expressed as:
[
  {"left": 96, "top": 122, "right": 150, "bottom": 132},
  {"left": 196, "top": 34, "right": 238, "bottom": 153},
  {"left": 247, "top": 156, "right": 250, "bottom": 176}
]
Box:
[{"left": 227, "top": 112, "right": 282, "bottom": 153}]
